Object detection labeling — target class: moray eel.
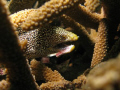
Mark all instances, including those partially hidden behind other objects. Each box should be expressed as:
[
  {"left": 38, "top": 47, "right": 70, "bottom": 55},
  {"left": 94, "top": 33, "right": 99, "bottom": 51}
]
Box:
[{"left": 19, "top": 25, "right": 78, "bottom": 59}]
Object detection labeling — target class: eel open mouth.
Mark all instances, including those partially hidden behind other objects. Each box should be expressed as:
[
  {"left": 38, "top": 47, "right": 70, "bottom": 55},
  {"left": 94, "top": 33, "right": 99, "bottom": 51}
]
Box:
[
  {"left": 56, "top": 44, "right": 75, "bottom": 57},
  {"left": 48, "top": 42, "right": 75, "bottom": 57},
  {"left": 48, "top": 32, "right": 78, "bottom": 57}
]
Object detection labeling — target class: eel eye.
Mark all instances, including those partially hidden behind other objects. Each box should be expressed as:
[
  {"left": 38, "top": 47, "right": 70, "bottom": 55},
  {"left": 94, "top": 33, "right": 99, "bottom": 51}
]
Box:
[{"left": 62, "top": 35, "right": 66, "bottom": 39}]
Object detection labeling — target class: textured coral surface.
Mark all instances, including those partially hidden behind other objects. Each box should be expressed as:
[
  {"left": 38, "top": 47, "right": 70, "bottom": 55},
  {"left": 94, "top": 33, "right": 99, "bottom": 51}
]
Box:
[{"left": 0, "top": 0, "right": 120, "bottom": 90}]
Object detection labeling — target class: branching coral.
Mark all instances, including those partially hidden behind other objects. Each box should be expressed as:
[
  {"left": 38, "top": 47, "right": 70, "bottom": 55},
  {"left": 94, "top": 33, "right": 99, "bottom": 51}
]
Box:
[
  {"left": 0, "top": 0, "right": 120, "bottom": 90},
  {"left": 19, "top": 0, "right": 83, "bottom": 30},
  {"left": 84, "top": 0, "right": 101, "bottom": 12},
  {"left": 0, "top": 0, "right": 39, "bottom": 90},
  {"left": 31, "top": 59, "right": 72, "bottom": 89},
  {"left": 8, "top": 0, "right": 37, "bottom": 14},
  {"left": 91, "top": 19, "right": 108, "bottom": 67},
  {"left": 0, "top": 0, "right": 37, "bottom": 90}
]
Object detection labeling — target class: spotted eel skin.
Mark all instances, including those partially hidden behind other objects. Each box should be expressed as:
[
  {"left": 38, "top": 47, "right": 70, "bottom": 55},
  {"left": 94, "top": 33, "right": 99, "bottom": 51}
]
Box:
[{"left": 19, "top": 25, "right": 78, "bottom": 59}]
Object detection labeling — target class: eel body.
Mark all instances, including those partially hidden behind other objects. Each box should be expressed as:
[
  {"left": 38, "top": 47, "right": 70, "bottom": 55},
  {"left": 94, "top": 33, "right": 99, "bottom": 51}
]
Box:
[{"left": 19, "top": 26, "right": 78, "bottom": 59}]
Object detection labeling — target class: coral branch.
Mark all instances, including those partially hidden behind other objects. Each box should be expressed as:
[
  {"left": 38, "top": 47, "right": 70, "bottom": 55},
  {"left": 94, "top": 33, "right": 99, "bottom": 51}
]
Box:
[
  {"left": 10, "top": 9, "right": 35, "bottom": 28},
  {"left": 66, "top": 4, "right": 102, "bottom": 29},
  {"left": 0, "top": 0, "right": 39, "bottom": 89},
  {"left": 101, "top": 0, "right": 120, "bottom": 49},
  {"left": 85, "top": 55, "right": 120, "bottom": 90},
  {"left": 91, "top": 19, "right": 108, "bottom": 67},
  {"left": 31, "top": 59, "right": 72, "bottom": 89},
  {"left": 61, "top": 14, "right": 94, "bottom": 58},
  {"left": 0, "top": 80, "right": 11, "bottom": 90},
  {"left": 104, "top": 38, "right": 120, "bottom": 61},
  {"left": 1, "top": 0, "right": 120, "bottom": 89},
  {"left": 20, "top": 0, "right": 82, "bottom": 31},
  {"left": 40, "top": 80, "right": 72, "bottom": 90},
  {"left": 8, "top": 0, "right": 37, "bottom": 14},
  {"left": 84, "top": 0, "right": 101, "bottom": 12},
  {"left": 30, "top": 59, "right": 65, "bottom": 81},
  {"left": 73, "top": 75, "right": 86, "bottom": 88}
]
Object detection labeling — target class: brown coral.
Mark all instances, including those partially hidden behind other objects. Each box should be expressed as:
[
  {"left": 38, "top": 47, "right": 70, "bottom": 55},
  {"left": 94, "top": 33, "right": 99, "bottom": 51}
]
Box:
[
  {"left": 20, "top": 0, "right": 81, "bottom": 30},
  {"left": 0, "top": 0, "right": 120, "bottom": 90},
  {"left": 0, "top": 0, "right": 39, "bottom": 90},
  {"left": 8, "top": 0, "right": 37, "bottom": 14},
  {"left": 84, "top": 0, "right": 101, "bottom": 12},
  {"left": 84, "top": 55, "right": 120, "bottom": 90},
  {"left": 31, "top": 59, "right": 73, "bottom": 89},
  {"left": 91, "top": 19, "right": 108, "bottom": 67}
]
